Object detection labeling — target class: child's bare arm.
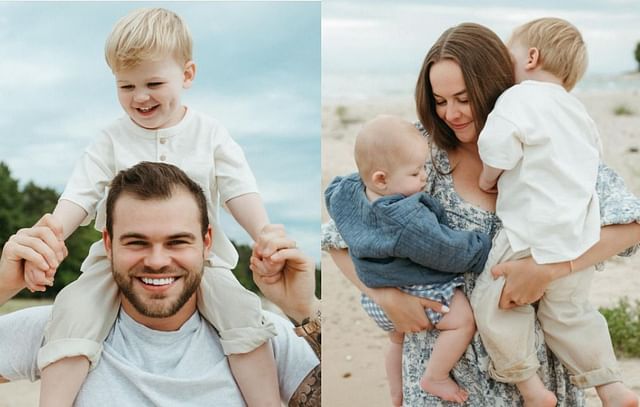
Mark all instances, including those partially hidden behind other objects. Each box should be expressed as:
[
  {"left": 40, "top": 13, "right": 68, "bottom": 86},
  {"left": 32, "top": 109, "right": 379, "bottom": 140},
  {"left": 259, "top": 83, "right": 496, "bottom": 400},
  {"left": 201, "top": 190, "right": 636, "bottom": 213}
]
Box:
[
  {"left": 478, "top": 163, "right": 503, "bottom": 193},
  {"left": 52, "top": 199, "right": 89, "bottom": 239},
  {"left": 225, "top": 192, "right": 269, "bottom": 241}
]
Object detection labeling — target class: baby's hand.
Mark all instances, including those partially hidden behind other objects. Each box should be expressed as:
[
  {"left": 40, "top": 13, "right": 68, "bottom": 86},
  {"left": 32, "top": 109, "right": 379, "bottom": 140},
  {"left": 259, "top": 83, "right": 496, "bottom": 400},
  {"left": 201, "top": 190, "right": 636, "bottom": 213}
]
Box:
[
  {"left": 24, "top": 260, "right": 54, "bottom": 292},
  {"left": 253, "top": 224, "right": 294, "bottom": 280}
]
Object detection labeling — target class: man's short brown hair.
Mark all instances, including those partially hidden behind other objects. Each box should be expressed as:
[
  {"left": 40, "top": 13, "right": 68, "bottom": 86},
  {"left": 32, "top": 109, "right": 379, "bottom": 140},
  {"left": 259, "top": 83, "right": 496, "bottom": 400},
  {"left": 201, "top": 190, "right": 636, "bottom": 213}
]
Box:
[{"left": 105, "top": 161, "right": 208, "bottom": 237}]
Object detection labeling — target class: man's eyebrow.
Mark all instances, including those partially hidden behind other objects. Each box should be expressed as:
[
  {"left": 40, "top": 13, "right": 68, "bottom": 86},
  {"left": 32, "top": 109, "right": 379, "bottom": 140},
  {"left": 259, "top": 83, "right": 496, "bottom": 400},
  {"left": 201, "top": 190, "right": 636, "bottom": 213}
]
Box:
[
  {"left": 433, "top": 90, "right": 467, "bottom": 98},
  {"left": 168, "top": 233, "right": 197, "bottom": 240},
  {"left": 119, "top": 233, "right": 148, "bottom": 241},
  {"left": 119, "top": 233, "right": 197, "bottom": 241}
]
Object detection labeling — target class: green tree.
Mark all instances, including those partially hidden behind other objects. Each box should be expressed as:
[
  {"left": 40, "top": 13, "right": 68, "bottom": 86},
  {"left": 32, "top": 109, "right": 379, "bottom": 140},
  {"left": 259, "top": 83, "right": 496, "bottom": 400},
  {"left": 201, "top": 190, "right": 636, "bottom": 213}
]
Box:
[
  {"left": 636, "top": 41, "right": 640, "bottom": 71},
  {"left": 0, "top": 161, "right": 101, "bottom": 299},
  {"left": 0, "top": 163, "right": 25, "bottom": 249}
]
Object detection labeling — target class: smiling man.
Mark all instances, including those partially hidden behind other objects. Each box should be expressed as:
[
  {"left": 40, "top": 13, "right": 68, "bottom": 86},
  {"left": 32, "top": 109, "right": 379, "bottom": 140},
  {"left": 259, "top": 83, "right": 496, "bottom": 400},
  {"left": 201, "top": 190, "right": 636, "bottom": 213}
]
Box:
[{"left": 0, "top": 162, "right": 320, "bottom": 406}]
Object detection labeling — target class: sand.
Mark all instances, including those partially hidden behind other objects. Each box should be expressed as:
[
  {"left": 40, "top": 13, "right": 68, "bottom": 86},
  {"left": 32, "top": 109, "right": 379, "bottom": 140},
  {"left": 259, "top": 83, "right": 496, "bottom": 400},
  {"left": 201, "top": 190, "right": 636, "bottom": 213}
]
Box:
[{"left": 322, "top": 90, "right": 640, "bottom": 406}]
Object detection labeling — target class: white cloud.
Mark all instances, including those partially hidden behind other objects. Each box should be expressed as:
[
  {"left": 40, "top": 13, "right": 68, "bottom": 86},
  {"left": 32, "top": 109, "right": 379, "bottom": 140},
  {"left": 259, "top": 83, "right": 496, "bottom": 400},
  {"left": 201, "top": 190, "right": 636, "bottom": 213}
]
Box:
[
  {"left": 0, "top": 57, "right": 68, "bottom": 91},
  {"left": 187, "top": 91, "right": 318, "bottom": 139}
]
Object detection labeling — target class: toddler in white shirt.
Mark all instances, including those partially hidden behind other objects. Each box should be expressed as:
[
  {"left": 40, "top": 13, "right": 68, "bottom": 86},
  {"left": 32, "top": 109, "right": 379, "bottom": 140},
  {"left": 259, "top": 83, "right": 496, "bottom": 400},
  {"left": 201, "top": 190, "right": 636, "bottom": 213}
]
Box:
[
  {"left": 471, "top": 17, "right": 638, "bottom": 407},
  {"left": 24, "top": 8, "right": 283, "bottom": 407}
]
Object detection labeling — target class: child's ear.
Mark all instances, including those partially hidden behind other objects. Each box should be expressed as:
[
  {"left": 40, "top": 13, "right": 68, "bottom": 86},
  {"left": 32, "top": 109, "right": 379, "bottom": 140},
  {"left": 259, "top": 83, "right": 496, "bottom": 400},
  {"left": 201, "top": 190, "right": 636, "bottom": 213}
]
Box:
[
  {"left": 371, "top": 170, "right": 388, "bottom": 190},
  {"left": 183, "top": 61, "right": 196, "bottom": 88},
  {"left": 526, "top": 48, "right": 540, "bottom": 70}
]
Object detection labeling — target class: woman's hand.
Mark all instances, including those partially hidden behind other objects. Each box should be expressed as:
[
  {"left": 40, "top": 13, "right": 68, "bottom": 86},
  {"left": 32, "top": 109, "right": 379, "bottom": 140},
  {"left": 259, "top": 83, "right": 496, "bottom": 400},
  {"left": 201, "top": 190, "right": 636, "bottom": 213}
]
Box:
[
  {"left": 370, "top": 287, "right": 446, "bottom": 333},
  {"left": 328, "top": 248, "right": 445, "bottom": 333},
  {"left": 491, "top": 257, "right": 567, "bottom": 309}
]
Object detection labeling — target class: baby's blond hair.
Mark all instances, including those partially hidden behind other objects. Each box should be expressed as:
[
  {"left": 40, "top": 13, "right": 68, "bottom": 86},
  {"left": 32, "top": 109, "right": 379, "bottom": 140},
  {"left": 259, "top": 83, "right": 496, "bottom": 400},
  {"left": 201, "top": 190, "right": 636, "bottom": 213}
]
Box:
[
  {"left": 105, "top": 8, "right": 192, "bottom": 72},
  {"left": 510, "top": 17, "right": 587, "bottom": 91},
  {"left": 354, "top": 115, "right": 424, "bottom": 183}
]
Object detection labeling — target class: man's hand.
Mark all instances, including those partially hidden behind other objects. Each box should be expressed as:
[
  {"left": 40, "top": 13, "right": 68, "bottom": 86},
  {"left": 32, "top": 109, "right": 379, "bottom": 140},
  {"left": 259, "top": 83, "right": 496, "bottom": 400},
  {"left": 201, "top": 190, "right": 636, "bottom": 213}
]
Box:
[
  {"left": 0, "top": 214, "right": 67, "bottom": 303},
  {"left": 250, "top": 225, "right": 318, "bottom": 322}
]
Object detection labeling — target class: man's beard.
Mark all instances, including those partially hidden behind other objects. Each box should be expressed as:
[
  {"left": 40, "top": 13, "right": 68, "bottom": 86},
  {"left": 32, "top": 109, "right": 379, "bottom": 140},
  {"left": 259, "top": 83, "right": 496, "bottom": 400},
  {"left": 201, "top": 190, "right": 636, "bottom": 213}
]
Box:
[{"left": 112, "top": 262, "right": 203, "bottom": 318}]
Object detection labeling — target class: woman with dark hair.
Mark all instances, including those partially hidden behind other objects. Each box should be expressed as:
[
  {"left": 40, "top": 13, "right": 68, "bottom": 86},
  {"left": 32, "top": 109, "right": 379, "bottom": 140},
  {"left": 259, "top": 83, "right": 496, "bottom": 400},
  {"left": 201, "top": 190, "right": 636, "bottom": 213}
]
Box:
[{"left": 323, "top": 22, "right": 640, "bottom": 405}]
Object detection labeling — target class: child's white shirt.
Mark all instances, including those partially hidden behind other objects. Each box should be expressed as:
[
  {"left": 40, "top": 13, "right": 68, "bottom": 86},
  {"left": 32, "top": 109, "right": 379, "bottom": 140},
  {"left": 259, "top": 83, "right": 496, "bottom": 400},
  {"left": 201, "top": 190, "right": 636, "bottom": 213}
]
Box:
[
  {"left": 60, "top": 107, "right": 258, "bottom": 270},
  {"left": 477, "top": 80, "right": 601, "bottom": 264}
]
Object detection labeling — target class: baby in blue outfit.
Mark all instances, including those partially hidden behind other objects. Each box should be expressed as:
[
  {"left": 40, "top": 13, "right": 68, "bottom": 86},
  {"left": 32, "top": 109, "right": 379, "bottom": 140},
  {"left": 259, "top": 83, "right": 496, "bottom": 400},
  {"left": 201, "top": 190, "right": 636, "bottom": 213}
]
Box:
[{"left": 325, "top": 115, "right": 492, "bottom": 405}]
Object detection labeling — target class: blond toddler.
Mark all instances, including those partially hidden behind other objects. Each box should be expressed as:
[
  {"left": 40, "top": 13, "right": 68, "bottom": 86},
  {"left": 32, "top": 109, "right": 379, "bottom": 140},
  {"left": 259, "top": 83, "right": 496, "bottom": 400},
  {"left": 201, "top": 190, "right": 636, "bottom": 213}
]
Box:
[
  {"left": 24, "top": 8, "right": 283, "bottom": 407},
  {"left": 472, "top": 17, "right": 638, "bottom": 407}
]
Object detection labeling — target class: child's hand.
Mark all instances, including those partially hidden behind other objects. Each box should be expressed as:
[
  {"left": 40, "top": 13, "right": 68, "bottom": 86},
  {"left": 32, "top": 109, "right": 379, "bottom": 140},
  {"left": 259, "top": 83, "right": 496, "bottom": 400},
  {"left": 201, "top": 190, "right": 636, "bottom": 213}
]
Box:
[
  {"left": 253, "top": 224, "right": 292, "bottom": 282},
  {"left": 24, "top": 261, "right": 54, "bottom": 292},
  {"left": 21, "top": 213, "right": 66, "bottom": 292}
]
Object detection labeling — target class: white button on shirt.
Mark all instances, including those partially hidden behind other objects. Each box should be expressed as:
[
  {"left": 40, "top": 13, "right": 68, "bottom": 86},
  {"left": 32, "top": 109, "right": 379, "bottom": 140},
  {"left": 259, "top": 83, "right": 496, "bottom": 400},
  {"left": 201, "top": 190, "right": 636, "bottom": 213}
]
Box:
[{"left": 60, "top": 108, "right": 259, "bottom": 270}]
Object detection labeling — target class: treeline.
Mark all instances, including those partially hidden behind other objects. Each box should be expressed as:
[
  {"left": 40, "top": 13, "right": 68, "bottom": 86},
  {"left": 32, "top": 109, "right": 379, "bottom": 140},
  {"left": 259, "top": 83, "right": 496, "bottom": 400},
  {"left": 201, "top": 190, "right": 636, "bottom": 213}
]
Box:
[{"left": 0, "top": 162, "right": 320, "bottom": 299}]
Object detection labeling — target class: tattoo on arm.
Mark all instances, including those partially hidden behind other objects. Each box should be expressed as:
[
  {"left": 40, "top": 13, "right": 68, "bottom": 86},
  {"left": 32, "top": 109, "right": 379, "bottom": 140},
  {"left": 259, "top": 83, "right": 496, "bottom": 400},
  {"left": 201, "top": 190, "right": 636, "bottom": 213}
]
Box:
[
  {"left": 303, "top": 330, "right": 320, "bottom": 359},
  {"left": 288, "top": 365, "right": 320, "bottom": 406}
]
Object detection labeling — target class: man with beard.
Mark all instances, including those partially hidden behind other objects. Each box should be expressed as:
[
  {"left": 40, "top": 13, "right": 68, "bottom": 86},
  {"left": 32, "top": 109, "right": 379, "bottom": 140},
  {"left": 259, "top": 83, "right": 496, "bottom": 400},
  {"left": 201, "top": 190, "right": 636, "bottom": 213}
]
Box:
[{"left": 0, "top": 162, "right": 320, "bottom": 406}]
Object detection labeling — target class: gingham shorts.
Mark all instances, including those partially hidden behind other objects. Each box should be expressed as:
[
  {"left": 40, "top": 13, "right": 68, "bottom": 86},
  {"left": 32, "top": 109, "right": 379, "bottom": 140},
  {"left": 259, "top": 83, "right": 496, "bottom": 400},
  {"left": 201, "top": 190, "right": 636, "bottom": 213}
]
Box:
[{"left": 360, "top": 276, "right": 465, "bottom": 332}]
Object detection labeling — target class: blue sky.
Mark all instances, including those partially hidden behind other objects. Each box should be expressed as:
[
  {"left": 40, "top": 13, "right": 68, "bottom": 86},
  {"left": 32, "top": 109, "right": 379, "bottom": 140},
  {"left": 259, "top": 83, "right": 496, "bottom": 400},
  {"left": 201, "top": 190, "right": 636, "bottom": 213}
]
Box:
[
  {"left": 323, "top": 0, "right": 640, "bottom": 100},
  {"left": 0, "top": 2, "right": 321, "bottom": 259}
]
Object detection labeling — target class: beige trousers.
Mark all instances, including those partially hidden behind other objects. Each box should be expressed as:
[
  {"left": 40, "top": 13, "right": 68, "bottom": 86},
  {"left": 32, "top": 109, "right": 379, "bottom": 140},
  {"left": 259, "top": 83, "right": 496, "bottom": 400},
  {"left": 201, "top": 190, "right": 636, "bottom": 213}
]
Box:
[
  {"left": 470, "top": 230, "right": 621, "bottom": 388},
  {"left": 37, "top": 240, "right": 276, "bottom": 370}
]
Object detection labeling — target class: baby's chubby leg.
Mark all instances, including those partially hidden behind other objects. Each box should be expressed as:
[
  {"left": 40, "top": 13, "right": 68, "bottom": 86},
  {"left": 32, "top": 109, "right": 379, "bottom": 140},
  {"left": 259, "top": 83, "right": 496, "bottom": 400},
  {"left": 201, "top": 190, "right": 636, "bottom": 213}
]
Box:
[
  {"left": 386, "top": 331, "right": 404, "bottom": 407},
  {"left": 229, "top": 342, "right": 281, "bottom": 407},
  {"left": 420, "top": 289, "right": 473, "bottom": 404}
]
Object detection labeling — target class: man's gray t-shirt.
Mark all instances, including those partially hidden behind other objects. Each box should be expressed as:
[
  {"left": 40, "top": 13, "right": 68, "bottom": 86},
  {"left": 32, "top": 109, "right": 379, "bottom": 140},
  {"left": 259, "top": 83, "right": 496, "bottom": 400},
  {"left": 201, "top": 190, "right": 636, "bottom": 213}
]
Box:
[{"left": 0, "top": 306, "right": 318, "bottom": 406}]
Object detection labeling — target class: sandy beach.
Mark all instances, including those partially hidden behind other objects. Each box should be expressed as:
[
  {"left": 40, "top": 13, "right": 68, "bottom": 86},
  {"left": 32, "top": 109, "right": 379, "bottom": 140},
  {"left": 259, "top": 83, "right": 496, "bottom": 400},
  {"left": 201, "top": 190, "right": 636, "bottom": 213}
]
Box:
[{"left": 322, "top": 89, "right": 640, "bottom": 406}]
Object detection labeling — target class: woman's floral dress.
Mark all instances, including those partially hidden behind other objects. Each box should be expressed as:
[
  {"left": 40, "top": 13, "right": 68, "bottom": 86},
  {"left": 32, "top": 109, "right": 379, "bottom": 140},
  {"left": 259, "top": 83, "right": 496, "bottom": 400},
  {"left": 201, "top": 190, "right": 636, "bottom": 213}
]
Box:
[{"left": 321, "top": 130, "right": 640, "bottom": 406}]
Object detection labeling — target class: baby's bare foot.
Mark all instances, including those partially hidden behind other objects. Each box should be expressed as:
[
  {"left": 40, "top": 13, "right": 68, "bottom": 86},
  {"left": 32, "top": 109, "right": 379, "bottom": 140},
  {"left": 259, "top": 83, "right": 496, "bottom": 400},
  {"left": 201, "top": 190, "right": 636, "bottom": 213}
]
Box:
[
  {"left": 420, "top": 374, "right": 468, "bottom": 404},
  {"left": 597, "top": 382, "right": 639, "bottom": 407}
]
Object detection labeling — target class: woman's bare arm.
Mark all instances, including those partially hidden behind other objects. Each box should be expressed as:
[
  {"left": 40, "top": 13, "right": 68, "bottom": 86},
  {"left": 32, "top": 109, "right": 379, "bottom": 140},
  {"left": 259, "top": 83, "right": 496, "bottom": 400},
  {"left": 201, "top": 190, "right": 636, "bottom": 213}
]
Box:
[{"left": 493, "top": 222, "right": 640, "bottom": 309}]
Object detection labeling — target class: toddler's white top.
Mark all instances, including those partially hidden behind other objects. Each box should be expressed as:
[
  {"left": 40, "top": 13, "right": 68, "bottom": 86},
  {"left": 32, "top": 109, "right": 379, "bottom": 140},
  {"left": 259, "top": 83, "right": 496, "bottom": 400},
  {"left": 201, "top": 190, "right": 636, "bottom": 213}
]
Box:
[
  {"left": 478, "top": 81, "right": 601, "bottom": 263},
  {"left": 61, "top": 108, "right": 258, "bottom": 270}
]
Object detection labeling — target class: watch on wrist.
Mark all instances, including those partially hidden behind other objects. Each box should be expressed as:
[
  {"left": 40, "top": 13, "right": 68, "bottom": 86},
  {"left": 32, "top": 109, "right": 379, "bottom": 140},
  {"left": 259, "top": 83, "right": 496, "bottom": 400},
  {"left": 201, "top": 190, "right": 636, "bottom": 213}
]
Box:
[{"left": 293, "top": 309, "right": 321, "bottom": 337}]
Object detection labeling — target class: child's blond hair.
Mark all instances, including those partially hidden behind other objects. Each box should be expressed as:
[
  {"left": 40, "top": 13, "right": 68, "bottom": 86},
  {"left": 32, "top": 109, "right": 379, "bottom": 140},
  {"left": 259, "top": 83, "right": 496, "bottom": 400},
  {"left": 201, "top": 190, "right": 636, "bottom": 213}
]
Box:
[
  {"left": 105, "top": 8, "right": 192, "bottom": 72},
  {"left": 510, "top": 17, "right": 587, "bottom": 91},
  {"left": 354, "top": 115, "right": 423, "bottom": 183}
]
